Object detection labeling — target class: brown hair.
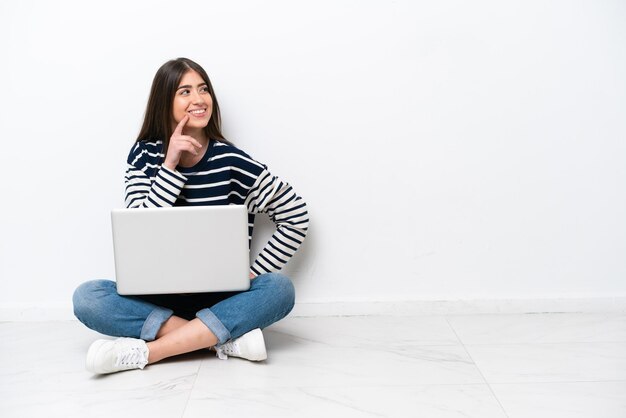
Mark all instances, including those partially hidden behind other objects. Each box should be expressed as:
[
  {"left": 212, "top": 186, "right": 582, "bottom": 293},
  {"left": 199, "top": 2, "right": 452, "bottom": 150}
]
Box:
[{"left": 136, "top": 58, "right": 229, "bottom": 156}]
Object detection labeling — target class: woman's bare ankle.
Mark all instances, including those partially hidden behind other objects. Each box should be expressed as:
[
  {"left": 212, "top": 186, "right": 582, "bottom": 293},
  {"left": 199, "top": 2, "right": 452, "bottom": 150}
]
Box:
[{"left": 146, "top": 341, "right": 161, "bottom": 364}]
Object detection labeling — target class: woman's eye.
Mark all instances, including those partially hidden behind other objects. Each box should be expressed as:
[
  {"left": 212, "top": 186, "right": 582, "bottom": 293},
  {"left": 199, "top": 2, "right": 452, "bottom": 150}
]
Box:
[
  {"left": 200, "top": 86, "right": 209, "bottom": 93},
  {"left": 180, "top": 89, "right": 190, "bottom": 95}
]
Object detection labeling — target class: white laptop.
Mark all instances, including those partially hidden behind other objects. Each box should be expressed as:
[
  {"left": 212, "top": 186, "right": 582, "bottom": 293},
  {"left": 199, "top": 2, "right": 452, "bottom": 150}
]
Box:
[{"left": 111, "top": 205, "right": 251, "bottom": 295}]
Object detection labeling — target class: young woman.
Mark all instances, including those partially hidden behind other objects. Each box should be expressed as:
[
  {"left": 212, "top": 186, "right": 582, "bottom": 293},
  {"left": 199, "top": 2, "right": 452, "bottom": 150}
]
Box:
[{"left": 72, "top": 58, "right": 309, "bottom": 374}]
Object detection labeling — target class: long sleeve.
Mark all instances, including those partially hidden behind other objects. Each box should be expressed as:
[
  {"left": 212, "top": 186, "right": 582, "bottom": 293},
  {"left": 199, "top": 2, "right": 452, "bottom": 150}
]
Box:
[
  {"left": 124, "top": 142, "right": 188, "bottom": 208},
  {"left": 245, "top": 169, "right": 309, "bottom": 275}
]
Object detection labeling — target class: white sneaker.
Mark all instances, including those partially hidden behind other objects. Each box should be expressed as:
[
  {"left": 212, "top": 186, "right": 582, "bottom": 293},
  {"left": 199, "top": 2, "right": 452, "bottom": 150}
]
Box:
[
  {"left": 214, "top": 328, "right": 267, "bottom": 361},
  {"left": 86, "top": 337, "right": 149, "bottom": 374}
]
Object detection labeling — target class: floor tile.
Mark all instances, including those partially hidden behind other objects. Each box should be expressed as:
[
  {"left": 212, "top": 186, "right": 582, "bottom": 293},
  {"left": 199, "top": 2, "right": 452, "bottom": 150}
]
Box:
[
  {"left": 270, "top": 315, "right": 461, "bottom": 347},
  {"left": 447, "top": 313, "right": 626, "bottom": 344},
  {"left": 465, "top": 342, "right": 626, "bottom": 383},
  {"left": 184, "top": 384, "right": 507, "bottom": 418},
  {"left": 491, "top": 381, "right": 626, "bottom": 418},
  {"left": 0, "top": 321, "right": 202, "bottom": 417},
  {"left": 0, "top": 321, "right": 203, "bottom": 392},
  {"left": 193, "top": 327, "right": 486, "bottom": 389},
  {"left": 0, "top": 384, "right": 193, "bottom": 418}
]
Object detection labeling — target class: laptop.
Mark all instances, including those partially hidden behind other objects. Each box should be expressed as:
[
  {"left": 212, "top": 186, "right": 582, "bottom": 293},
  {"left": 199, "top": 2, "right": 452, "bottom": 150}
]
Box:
[{"left": 111, "top": 205, "right": 251, "bottom": 295}]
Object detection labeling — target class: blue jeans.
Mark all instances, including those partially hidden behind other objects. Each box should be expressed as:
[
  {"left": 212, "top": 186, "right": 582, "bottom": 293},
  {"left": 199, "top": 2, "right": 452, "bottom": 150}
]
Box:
[{"left": 72, "top": 273, "right": 295, "bottom": 345}]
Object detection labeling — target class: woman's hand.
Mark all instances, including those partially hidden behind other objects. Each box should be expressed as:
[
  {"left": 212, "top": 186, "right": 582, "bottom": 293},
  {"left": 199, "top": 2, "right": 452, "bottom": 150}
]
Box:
[{"left": 163, "top": 115, "right": 203, "bottom": 171}]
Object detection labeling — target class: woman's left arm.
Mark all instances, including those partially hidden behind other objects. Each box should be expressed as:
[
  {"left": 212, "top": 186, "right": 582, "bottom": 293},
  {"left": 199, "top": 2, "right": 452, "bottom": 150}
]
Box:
[{"left": 244, "top": 169, "right": 309, "bottom": 276}]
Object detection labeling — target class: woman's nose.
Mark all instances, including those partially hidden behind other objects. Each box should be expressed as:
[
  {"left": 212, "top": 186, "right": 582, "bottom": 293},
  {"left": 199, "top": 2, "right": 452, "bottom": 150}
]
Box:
[{"left": 191, "top": 90, "right": 205, "bottom": 104}]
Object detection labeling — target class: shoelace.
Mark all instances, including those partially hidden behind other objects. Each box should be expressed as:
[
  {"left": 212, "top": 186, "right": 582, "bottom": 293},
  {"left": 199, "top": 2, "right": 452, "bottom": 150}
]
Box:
[
  {"left": 215, "top": 340, "right": 240, "bottom": 360},
  {"left": 116, "top": 347, "right": 147, "bottom": 367}
]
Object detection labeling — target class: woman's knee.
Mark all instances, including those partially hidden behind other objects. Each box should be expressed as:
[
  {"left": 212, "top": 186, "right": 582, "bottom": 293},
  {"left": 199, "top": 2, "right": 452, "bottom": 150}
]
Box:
[
  {"left": 256, "top": 272, "right": 295, "bottom": 312},
  {"left": 72, "top": 279, "right": 116, "bottom": 321}
]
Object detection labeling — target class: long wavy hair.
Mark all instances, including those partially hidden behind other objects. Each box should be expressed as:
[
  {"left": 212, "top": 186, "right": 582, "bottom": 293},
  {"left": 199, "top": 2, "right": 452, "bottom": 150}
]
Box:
[{"left": 136, "top": 58, "right": 229, "bottom": 156}]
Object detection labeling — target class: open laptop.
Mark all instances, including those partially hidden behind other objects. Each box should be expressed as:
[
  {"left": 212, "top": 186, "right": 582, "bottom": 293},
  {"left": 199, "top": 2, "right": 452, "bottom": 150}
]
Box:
[{"left": 111, "top": 205, "right": 251, "bottom": 295}]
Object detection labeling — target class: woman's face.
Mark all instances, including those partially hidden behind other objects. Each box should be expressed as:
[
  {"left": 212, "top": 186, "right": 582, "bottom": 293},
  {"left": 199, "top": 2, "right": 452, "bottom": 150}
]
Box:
[{"left": 172, "top": 70, "right": 213, "bottom": 131}]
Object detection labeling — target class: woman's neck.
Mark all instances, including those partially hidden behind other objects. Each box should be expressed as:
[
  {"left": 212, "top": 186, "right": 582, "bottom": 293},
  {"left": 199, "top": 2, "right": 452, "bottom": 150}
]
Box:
[
  {"left": 175, "top": 127, "right": 210, "bottom": 168},
  {"left": 185, "top": 127, "right": 209, "bottom": 146}
]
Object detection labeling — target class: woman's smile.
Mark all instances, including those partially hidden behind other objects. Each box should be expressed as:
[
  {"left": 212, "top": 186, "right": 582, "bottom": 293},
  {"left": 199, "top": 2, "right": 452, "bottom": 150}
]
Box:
[{"left": 188, "top": 108, "right": 208, "bottom": 118}]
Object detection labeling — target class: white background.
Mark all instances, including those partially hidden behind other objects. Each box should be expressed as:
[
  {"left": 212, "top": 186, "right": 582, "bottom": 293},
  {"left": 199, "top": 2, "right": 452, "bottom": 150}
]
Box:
[{"left": 1, "top": 0, "right": 625, "bottom": 316}]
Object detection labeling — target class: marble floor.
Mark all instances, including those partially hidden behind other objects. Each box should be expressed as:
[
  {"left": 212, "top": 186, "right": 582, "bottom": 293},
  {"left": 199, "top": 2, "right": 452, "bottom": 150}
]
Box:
[{"left": 1, "top": 313, "right": 626, "bottom": 417}]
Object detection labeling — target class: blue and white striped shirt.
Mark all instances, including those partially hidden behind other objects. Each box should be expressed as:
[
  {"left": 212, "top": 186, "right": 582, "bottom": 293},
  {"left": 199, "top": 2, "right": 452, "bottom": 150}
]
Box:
[{"left": 125, "top": 140, "right": 309, "bottom": 276}]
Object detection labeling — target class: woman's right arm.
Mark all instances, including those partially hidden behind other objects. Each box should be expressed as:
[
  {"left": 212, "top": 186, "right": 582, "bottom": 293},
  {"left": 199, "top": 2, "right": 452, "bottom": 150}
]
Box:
[
  {"left": 124, "top": 116, "right": 200, "bottom": 208},
  {"left": 124, "top": 159, "right": 187, "bottom": 208}
]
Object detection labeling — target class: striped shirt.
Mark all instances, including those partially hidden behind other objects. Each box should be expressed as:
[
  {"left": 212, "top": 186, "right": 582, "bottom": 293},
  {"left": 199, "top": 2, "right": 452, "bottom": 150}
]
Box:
[{"left": 124, "top": 139, "right": 309, "bottom": 276}]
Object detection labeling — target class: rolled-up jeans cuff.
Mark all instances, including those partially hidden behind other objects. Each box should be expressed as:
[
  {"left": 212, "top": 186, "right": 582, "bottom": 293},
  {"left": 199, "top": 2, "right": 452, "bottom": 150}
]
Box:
[
  {"left": 196, "top": 308, "right": 231, "bottom": 345},
  {"left": 140, "top": 306, "right": 174, "bottom": 341}
]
